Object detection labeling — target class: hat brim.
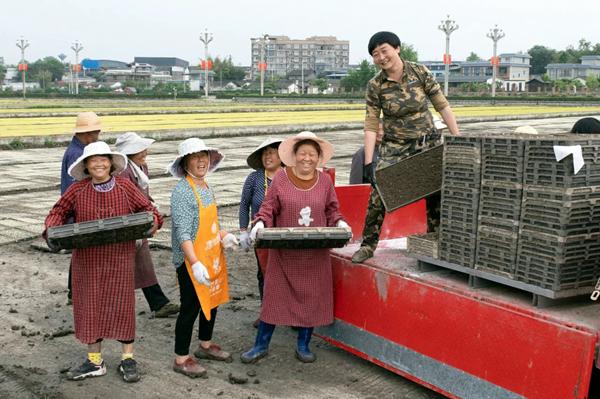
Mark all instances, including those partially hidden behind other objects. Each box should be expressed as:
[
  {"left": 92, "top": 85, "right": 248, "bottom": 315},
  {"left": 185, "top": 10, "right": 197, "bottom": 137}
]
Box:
[
  {"left": 278, "top": 135, "right": 333, "bottom": 167},
  {"left": 116, "top": 137, "right": 155, "bottom": 155},
  {"left": 168, "top": 149, "right": 224, "bottom": 178},
  {"left": 73, "top": 123, "right": 102, "bottom": 134},
  {"left": 68, "top": 151, "right": 127, "bottom": 181},
  {"left": 247, "top": 140, "right": 283, "bottom": 170}
]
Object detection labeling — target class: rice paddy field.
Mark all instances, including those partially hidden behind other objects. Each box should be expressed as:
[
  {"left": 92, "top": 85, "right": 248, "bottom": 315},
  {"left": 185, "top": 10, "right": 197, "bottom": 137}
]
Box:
[{"left": 1, "top": 97, "right": 600, "bottom": 138}]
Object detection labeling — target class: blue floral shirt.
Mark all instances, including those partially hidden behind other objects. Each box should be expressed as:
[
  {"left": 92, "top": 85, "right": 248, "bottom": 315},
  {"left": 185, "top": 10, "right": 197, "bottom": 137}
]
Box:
[
  {"left": 61, "top": 136, "right": 86, "bottom": 195},
  {"left": 170, "top": 177, "right": 216, "bottom": 268},
  {"left": 239, "top": 168, "right": 271, "bottom": 229}
]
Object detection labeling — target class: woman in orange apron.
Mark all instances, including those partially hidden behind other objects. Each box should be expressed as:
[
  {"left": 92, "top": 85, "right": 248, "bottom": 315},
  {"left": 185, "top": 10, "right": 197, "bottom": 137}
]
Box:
[{"left": 168, "top": 138, "right": 239, "bottom": 378}]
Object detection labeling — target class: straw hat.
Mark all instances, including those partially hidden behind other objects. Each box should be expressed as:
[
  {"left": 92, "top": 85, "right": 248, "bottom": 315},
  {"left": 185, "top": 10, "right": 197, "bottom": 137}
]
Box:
[
  {"left": 73, "top": 112, "right": 102, "bottom": 134},
  {"left": 115, "top": 132, "right": 155, "bottom": 155},
  {"left": 514, "top": 125, "right": 539, "bottom": 134},
  {"left": 246, "top": 137, "right": 283, "bottom": 170},
  {"left": 68, "top": 141, "right": 127, "bottom": 181},
  {"left": 167, "top": 137, "right": 224, "bottom": 178},
  {"left": 278, "top": 131, "right": 333, "bottom": 167}
]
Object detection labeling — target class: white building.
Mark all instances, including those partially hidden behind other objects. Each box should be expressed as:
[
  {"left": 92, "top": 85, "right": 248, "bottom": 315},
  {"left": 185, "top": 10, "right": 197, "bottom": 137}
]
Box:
[
  {"left": 250, "top": 35, "right": 349, "bottom": 79},
  {"left": 546, "top": 55, "right": 600, "bottom": 81}
]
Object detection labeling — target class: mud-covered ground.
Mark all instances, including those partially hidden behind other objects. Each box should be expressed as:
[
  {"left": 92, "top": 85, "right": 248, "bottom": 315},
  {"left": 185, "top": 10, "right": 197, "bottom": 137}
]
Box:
[{"left": 0, "top": 235, "right": 442, "bottom": 399}]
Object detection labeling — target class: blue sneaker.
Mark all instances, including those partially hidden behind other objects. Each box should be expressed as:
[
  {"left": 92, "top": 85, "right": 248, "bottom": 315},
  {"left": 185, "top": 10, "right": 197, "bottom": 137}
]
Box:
[
  {"left": 66, "top": 359, "right": 107, "bottom": 380},
  {"left": 118, "top": 358, "right": 140, "bottom": 383}
]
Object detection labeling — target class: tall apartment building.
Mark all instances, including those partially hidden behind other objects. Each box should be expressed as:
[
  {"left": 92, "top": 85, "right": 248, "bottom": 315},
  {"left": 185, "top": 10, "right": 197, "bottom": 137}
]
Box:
[{"left": 250, "top": 35, "right": 349, "bottom": 78}]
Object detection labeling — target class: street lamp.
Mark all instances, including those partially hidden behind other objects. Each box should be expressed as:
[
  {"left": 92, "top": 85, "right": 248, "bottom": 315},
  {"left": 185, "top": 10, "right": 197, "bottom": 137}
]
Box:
[
  {"left": 16, "top": 37, "right": 29, "bottom": 99},
  {"left": 71, "top": 41, "right": 83, "bottom": 95},
  {"left": 438, "top": 15, "right": 458, "bottom": 97},
  {"left": 199, "top": 29, "right": 213, "bottom": 98},
  {"left": 486, "top": 25, "right": 505, "bottom": 98},
  {"left": 258, "top": 34, "right": 270, "bottom": 96}
]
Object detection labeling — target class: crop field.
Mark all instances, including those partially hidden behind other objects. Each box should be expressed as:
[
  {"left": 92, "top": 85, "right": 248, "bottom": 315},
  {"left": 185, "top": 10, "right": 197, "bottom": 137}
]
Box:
[{"left": 0, "top": 98, "right": 599, "bottom": 138}]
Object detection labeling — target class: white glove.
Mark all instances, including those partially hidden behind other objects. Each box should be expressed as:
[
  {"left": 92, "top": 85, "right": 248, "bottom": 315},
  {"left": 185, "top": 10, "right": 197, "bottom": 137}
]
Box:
[
  {"left": 191, "top": 261, "right": 211, "bottom": 287},
  {"left": 249, "top": 221, "right": 265, "bottom": 243},
  {"left": 337, "top": 220, "right": 351, "bottom": 231},
  {"left": 221, "top": 233, "right": 239, "bottom": 249},
  {"left": 135, "top": 239, "right": 143, "bottom": 249},
  {"left": 239, "top": 231, "right": 251, "bottom": 252}
]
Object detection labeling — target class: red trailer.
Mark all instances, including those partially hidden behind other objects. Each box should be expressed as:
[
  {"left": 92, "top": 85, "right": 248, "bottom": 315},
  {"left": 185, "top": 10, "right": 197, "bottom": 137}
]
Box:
[{"left": 317, "top": 185, "right": 600, "bottom": 399}]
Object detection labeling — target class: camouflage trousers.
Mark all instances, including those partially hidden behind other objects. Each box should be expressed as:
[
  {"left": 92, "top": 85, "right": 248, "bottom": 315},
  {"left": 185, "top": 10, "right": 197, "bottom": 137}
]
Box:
[{"left": 360, "top": 133, "right": 441, "bottom": 251}]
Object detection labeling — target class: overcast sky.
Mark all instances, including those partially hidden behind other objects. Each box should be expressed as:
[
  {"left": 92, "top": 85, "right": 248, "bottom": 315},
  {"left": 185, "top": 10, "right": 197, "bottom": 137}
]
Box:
[{"left": 2, "top": 0, "right": 599, "bottom": 66}]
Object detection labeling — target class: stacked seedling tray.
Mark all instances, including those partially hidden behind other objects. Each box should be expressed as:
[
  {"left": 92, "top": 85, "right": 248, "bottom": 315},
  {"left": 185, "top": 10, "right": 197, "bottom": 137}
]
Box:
[
  {"left": 516, "top": 135, "right": 600, "bottom": 291},
  {"left": 439, "top": 136, "right": 482, "bottom": 267},
  {"left": 475, "top": 137, "right": 526, "bottom": 278}
]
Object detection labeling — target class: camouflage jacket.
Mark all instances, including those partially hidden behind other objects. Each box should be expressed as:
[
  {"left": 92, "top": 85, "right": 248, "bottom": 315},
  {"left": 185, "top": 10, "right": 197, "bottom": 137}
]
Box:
[{"left": 364, "top": 60, "right": 449, "bottom": 141}]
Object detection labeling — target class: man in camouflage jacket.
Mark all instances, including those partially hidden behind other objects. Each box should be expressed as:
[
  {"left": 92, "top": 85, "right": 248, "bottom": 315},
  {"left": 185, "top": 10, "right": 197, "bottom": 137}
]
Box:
[{"left": 352, "top": 31, "right": 460, "bottom": 264}]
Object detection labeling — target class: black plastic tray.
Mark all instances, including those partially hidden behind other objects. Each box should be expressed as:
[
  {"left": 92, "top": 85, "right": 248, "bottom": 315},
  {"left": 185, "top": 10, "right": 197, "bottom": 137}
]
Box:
[
  {"left": 47, "top": 212, "right": 154, "bottom": 250},
  {"left": 255, "top": 227, "right": 351, "bottom": 249}
]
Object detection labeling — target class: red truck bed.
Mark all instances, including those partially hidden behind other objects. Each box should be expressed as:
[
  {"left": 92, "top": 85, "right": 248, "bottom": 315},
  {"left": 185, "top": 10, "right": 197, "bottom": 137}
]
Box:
[{"left": 323, "top": 185, "right": 600, "bottom": 398}]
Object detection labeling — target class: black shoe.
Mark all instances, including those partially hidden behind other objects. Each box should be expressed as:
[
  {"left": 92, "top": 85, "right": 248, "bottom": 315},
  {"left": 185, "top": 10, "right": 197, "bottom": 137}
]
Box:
[
  {"left": 66, "top": 359, "right": 107, "bottom": 381},
  {"left": 118, "top": 358, "right": 140, "bottom": 383},
  {"left": 154, "top": 302, "right": 180, "bottom": 318}
]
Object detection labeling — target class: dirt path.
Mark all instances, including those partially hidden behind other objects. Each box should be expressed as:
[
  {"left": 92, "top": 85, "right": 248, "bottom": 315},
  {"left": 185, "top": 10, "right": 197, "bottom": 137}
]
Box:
[{"left": 0, "top": 238, "right": 442, "bottom": 399}]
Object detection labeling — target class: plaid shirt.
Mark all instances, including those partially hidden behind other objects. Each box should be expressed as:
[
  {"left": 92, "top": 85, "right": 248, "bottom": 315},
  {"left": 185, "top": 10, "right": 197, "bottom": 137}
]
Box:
[{"left": 45, "top": 177, "right": 163, "bottom": 343}]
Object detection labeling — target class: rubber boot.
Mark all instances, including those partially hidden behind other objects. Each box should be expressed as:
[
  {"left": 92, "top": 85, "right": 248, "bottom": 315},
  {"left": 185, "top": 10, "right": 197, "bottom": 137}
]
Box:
[
  {"left": 240, "top": 321, "right": 275, "bottom": 364},
  {"left": 295, "top": 327, "right": 316, "bottom": 363}
]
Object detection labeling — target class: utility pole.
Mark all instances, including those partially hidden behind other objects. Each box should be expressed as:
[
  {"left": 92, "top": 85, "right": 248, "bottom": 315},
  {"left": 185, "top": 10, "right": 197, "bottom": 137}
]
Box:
[
  {"left": 71, "top": 41, "right": 83, "bottom": 95},
  {"left": 257, "top": 34, "right": 270, "bottom": 96},
  {"left": 200, "top": 29, "right": 213, "bottom": 98},
  {"left": 16, "top": 37, "right": 29, "bottom": 100},
  {"left": 438, "top": 15, "right": 458, "bottom": 97},
  {"left": 487, "top": 25, "right": 505, "bottom": 99}
]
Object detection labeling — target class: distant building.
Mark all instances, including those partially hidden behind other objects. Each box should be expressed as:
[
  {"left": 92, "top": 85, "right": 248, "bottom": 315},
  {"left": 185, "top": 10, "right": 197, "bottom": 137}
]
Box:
[
  {"left": 103, "top": 63, "right": 171, "bottom": 86},
  {"left": 422, "top": 52, "right": 531, "bottom": 91},
  {"left": 526, "top": 77, "right": 552, "bottom": 92},
  {"left": 250, "top": 35, "right": 349, "bottom": 79},
  {"left": 81, "top": 59, "right": 130, "bottom": 73},
  {"left": 546, "top": 55, "right": 600, "bottom": 81},
  {"left": 134, "top": 57, "right": 189, "bottom": 80},
  {"left": 188, "top": 66, "right": 215, "bottom": 91}
]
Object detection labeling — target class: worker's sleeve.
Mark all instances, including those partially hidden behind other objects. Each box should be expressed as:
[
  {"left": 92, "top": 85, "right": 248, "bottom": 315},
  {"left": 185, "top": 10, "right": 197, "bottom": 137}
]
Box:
[
  {"left": 419, "top": 64, "right": 450, "bottom": 112},
  {"left": 364, "top": 80, "right": 381, "bottom": 132}
]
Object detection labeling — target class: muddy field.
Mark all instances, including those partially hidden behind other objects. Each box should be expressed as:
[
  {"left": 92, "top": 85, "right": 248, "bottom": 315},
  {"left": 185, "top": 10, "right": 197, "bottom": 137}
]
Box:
[{"left": 0, "top": 234, "right": 442, "bottom": 399}]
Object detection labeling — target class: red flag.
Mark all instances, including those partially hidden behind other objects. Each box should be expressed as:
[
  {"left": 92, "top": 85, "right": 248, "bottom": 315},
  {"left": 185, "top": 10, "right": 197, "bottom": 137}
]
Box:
[{"left": 18, "top": 63, "right": 28, "bottom": 71}]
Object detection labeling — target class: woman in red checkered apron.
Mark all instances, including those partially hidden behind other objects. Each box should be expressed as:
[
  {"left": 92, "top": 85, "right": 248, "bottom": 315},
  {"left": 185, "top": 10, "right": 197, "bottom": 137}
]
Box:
[
  {"left": 241, "top": 132, "right": 350, "bottom": 364},
  {"left": 44, "top": 142, "right": 162, "bottom": 383}
]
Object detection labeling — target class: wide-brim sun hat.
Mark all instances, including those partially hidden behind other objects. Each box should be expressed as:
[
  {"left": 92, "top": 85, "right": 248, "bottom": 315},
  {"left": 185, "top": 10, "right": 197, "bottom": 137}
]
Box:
[
  {"left": 167, "top": 137, "right": 224, "bottom": 178},
  {"left": 68, "top": 141, "right": 127, "bottom": 181},
  {"left": 278, "top": 131, "right": 333, "bottom": 167},
  {"left": 114, "top": 132, "right": 155, "bottom": 155},
  {"left": 73, "top": 111, "right": 102, "bottom": 134},
  {"left": 247, "top": 137, "right": 283, "bottom": 170}
]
